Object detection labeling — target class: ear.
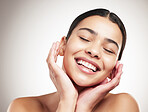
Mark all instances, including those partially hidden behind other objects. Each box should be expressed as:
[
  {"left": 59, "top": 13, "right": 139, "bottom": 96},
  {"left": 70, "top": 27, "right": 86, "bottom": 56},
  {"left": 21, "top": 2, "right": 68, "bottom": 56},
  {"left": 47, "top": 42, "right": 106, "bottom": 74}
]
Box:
[
  {"left": 108, "top": 68, "right": 115, "bottom": 79},
  {"left": 58, "top": 36, "right": 67, "bottom": 56},
  {"left": 108, "top": 62, "right": 117, "bottom": 79}
]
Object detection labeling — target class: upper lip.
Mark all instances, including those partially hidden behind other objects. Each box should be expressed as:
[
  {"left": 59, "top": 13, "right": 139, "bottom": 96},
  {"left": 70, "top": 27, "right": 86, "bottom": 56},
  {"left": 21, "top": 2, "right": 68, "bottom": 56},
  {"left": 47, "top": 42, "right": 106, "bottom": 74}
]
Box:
[{"left": 75, "top": 57, "right": 101, "bottom": 71}]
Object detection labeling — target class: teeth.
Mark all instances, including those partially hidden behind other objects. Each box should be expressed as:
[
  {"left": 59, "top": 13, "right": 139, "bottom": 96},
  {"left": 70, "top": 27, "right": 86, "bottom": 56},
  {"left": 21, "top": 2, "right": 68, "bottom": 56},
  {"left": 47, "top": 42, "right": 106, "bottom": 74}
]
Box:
[{"left": 77, "top": 59, "right": 97, "bottom": 72}]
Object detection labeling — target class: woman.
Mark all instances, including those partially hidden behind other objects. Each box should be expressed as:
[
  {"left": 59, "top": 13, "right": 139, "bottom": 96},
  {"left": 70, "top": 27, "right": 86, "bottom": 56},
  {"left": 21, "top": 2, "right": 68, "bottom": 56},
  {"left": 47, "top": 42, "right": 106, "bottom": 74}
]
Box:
[{"left": 8, "top": 8, "right": 139, "bottom": 112}]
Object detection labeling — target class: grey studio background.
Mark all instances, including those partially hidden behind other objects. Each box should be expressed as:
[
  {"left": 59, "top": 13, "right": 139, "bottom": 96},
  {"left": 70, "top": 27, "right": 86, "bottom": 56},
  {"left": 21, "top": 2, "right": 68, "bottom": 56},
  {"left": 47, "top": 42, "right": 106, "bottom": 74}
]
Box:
[{"left": 0, "top": 0, "right": 148, "bottom": 112}]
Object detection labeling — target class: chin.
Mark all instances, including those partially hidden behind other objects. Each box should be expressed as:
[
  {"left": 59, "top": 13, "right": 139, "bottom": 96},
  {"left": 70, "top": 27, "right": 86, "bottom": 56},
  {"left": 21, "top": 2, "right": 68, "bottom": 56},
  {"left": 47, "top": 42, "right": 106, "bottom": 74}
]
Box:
[{"left": 71, "top": 77, "right": 99, "bottom": 87}]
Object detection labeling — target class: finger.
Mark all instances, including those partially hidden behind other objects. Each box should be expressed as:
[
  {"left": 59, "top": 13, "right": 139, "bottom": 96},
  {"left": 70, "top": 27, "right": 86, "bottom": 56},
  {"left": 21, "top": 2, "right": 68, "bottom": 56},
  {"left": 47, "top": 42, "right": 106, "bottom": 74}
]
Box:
[
  {"left": 111, "top": 69, "right": 115, "bottom": 79},
  {"left": 102, "top": 70, "right": 123, "bottom": 92},
  {"left": 47, "top": 42, "right": 60, "bottom": 66},
  {"left": 54, "top": 41, "right": 60, "bottom": 62},
  {"left": 47, "top": 42, "right": 61, "bottom": 74},
  {"left": 113, "top": 63, "right": 123, "bottom": 78},
  {"left": 91, "top": 71, "right": 122, "bottom": 98},
  {"left": 46, "top": 42, "right": 56, "bottom": 63},
  {"left": 114, "top": 61, "right": 119, "bottom": 76},
  {"left": 100, "top": 78, "right": 109, "bottom": 85},
  {"left": 109, "top": 61, "right": 120, "bottom": 80},
  {"left": 52, "top": 42, "right": 58, "bottom": 62},
  {"left": 46, "top": 42, "right": 65, "bottom": 77},
  {"left": 115, "top": 61, "right": 120, "bottom": 69},
  {"left": 56, "top": 41, "right": 60, "bottom": 54},
  {"left": 111, "top": 64, "right": 123, "bottom": 86},
  {"left": 113, "top": 64, "right": 123, "bottom": 82},
  {"left": 115, "top": 64, "right": 123, "bottom": 77}
]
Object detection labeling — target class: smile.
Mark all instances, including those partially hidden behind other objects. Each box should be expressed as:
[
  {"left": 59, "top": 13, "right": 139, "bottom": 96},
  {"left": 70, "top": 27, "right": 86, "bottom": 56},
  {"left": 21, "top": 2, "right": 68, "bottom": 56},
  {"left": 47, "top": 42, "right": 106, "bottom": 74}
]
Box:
[{"left": 75, "top": 57, "right": 101, "bottom": 74}]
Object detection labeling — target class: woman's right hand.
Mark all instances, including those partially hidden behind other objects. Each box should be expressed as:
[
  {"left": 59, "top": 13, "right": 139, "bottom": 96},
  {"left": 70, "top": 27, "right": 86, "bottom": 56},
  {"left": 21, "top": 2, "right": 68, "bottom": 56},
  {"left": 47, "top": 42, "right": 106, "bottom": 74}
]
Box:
[{"left": 46, "top": 41, "right": 78, "bottom": 112}]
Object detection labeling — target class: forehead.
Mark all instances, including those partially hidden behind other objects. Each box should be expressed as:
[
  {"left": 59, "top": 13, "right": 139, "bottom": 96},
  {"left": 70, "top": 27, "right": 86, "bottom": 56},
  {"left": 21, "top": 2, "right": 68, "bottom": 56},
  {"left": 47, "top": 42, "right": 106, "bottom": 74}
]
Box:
[{"left": 73, "top": 16, "right": 122, "bottom": 47}]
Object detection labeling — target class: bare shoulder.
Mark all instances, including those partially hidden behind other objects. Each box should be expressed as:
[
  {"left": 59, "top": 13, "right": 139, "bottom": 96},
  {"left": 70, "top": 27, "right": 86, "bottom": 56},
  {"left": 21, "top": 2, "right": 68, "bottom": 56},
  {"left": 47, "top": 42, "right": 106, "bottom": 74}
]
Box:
[
  {"left": 94, "top": 93, "right": 139, "bottom": 112},
  {"left": 7, "top": 96, "right": 48, "bottom": 112},
  {"left": 108, "top": 93, "right": 139, "bottom": 112}
]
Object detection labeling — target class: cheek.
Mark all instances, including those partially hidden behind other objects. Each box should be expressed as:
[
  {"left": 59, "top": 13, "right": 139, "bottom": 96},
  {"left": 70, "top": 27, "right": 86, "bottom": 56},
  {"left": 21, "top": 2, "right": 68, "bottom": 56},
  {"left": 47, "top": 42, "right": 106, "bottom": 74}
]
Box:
[
  {"left": 63, "top": 41, "right": 80, "bottom": 72},
  {"left": 102, "top": 55, "right": 116, "bottom": 73},
  {"left": 64, "top": 38, "right": 85, "bottom": 56}
]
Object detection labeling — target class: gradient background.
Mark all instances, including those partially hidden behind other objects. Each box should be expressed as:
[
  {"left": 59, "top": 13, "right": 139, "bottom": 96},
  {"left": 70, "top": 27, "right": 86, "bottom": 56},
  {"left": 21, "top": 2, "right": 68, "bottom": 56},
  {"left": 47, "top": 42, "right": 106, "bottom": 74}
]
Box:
[{"left": 0, "top": 0, "right": 148, "bottom": 112}]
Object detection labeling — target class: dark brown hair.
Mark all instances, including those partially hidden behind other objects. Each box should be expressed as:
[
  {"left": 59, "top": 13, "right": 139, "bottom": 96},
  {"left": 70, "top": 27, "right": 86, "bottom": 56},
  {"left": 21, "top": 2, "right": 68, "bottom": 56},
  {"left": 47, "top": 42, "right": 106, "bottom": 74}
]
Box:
[{"left": 66, "top": 8, "right": 126, "bottom": 60}]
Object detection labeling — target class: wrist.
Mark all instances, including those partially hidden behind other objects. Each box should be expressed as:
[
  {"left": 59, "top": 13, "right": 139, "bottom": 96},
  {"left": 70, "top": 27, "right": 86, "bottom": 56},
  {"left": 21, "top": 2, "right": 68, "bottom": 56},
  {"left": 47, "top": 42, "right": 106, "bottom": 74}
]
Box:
[
  {"left": 57, "top": 95, "right": 78, "bottom": 112},
  {"left": 60, "top": 91, "right": 78, "bottom": 101},
  {"left": 76, "top": 101, "right": 95, "bottom": 112},
  {"left": 76, "top": 105, "right": 92, "bottom": 112}
]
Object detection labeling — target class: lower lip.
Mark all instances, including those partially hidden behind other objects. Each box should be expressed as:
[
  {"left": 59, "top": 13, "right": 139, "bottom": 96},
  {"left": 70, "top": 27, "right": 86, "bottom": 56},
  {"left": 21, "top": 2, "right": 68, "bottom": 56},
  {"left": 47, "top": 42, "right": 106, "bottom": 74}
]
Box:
[{"left": 75, "top": 61, "right": 96, "bottom": 75}]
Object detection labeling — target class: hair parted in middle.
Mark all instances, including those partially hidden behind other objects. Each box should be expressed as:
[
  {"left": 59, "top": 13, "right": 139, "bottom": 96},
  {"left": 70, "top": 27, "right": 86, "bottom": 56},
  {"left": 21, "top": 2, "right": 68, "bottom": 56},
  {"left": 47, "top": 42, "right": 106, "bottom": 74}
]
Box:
[{"left": 66, "top": 8, "right": 126, "bottom": 60}]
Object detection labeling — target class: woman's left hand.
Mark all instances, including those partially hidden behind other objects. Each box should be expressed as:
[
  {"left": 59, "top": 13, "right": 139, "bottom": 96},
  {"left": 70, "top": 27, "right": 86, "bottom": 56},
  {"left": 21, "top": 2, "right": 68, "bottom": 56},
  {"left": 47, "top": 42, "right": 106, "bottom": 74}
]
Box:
[{"left": 75, "top": 61, "right": 123, "bottom": 112}]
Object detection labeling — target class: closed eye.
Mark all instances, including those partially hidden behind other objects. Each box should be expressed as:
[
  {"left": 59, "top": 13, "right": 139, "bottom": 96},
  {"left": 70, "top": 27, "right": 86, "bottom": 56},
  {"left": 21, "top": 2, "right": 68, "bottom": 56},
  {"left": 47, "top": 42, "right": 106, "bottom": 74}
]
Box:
[
  {"left": 104, "top": 48, "right": 114, "bottom": 54},
  {"left": 79, "top": 37, "right": 90, "bottom": 42}
]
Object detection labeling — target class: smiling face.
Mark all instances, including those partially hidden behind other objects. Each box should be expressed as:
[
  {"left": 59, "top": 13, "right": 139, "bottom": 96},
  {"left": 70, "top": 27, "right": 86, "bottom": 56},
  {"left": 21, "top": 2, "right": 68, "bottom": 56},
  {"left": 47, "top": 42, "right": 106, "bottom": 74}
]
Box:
[{"left": 62, "top": 16, "right": 122, "bottom": 87}]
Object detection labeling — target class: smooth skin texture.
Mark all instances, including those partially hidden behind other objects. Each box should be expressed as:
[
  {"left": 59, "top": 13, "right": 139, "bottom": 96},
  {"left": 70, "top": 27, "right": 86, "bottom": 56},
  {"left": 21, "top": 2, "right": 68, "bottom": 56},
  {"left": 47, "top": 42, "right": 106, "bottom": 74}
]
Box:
[{"left": 7, "top": 16, "right": 139, "bottom": 112}]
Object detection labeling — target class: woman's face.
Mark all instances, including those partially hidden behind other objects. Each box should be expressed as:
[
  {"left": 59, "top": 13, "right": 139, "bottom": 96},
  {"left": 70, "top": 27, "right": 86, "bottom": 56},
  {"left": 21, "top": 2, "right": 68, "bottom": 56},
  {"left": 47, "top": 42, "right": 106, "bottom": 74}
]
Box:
[{"left": 62, "top": 16, "right": 122, "bottom": 87}]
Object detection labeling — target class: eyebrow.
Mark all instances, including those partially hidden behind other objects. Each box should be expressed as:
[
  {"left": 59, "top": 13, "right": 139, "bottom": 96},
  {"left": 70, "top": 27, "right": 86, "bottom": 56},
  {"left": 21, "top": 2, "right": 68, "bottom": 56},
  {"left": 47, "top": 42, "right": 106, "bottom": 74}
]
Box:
[
  {"left": 79, "top": 28, "right": 98, "bottom": 35},
  {"left": 78, "top": 27, "right": 119, "bottom": 49},
  {"left": 104, "top": 38, "right": 119, "bottom": 49}
]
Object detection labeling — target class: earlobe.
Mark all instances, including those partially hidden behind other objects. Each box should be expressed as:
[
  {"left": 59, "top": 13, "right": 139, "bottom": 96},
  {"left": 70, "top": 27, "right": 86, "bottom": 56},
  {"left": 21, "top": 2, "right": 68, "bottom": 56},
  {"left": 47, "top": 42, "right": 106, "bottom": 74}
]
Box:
[
  {"left": 108, "top": 65, "right": 116, "bottom": 79},
  {"left": 58, "top": 36, "right": 67, "bottom": 56}
]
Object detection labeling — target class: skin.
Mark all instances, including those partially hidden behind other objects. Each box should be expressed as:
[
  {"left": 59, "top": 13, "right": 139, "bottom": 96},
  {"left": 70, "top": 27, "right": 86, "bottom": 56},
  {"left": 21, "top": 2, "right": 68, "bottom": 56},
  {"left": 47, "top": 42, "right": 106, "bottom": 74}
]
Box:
[
  {"left": 7, "top": 16, "right": 139, "bottom": 112},
  {"left": 63, "top": 16, "right": 122, "bottom": 87}
]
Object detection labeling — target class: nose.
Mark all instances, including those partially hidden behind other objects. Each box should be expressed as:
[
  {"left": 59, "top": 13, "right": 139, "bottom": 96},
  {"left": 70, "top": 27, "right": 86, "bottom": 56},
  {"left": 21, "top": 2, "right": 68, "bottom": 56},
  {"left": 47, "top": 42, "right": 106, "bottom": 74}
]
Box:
[{"left": 85, "top": 45, "right": 101, "bottom": 59}]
